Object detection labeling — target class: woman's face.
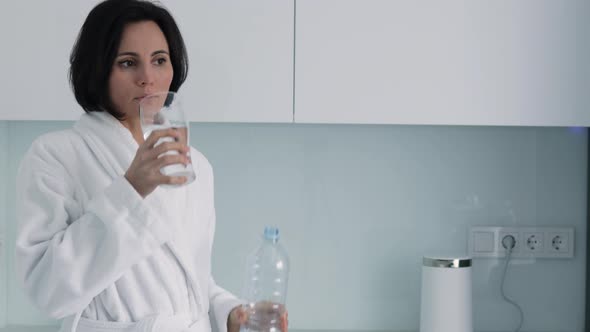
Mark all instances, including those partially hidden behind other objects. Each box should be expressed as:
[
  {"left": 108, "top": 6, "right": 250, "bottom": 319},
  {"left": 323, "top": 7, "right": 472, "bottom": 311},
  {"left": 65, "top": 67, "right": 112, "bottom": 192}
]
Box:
[{"left": 108, "top": 20, "right": 174, "bottom": 118}]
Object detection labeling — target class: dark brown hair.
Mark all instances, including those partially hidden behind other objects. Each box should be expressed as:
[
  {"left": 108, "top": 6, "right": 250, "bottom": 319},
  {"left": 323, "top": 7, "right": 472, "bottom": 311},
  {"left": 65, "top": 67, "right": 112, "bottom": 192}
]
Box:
[{"left": 69, "top": 0, "right": 188, "bottom": 119}]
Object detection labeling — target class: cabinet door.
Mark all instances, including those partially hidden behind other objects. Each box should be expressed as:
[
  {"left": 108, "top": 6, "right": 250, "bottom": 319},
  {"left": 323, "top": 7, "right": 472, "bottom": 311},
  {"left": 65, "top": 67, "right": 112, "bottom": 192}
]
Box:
[
  {"left": 0, "top": 0, "right": 294, "bottom": 123},
  {"left": 295, "top": 0, "right": 590, "bottom": 126},
  {"left": 165, "top": 0, "right": 294, "bottom": 122}
]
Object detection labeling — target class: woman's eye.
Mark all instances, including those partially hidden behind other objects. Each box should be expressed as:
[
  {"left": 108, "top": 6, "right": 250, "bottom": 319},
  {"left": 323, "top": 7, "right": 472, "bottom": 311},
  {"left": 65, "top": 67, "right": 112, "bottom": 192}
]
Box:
[
  {"left": 118, "top": 60, "right": 135, "bottom": 68},
  {"left": 155, "top": 58, "right": 168, "bottom": 65}
]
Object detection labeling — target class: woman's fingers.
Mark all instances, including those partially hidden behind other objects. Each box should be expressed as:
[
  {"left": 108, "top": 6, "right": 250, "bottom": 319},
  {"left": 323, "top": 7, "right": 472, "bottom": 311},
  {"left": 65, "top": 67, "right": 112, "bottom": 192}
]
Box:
[
  {"left": 152, "top": 154, "right": 188, "bottom": 169},
  {"left": 140, "top": 156, "right": 189, "bottom": 186},
  {"left": 143, "top": 128, "right": 181, "bottom": 149},
  {"left": 236, "top": 306, "right": 249, "bottom": 324},
  {"left": 227, "top": 305, "right": 248, "bottom": 332},
  {"left": 157, "top": 174, "right": 187, "bottom": 186},
  {"left": 125, "top": 127, "right": 191, "bottom": 197},
  {"left": 147, "top": 141, "right": 189, "bottom": 161},
  {"left": 281, "top": 310, "right": 288, "bottom": 332}
]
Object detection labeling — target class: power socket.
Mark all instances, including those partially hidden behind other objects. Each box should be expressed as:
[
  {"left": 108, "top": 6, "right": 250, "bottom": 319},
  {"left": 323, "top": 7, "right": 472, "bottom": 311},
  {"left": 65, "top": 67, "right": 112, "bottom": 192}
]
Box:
[
  {"left": 499, "top": 230, "right": 520, "bottom": 254},
  {"left": 523, "top": 232, "right": 544, "bottom": 253},
  {"left": 548, "top": 231, "right": 570, "bottom": 253},
  {"left": 469, "top": 226, "right": 574, "bottom": 258}
]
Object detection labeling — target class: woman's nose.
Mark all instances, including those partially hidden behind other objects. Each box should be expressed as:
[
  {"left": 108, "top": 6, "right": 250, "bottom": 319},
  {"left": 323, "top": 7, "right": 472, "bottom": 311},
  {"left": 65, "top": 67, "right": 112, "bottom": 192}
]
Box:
[{"left": 137, "top": 65, "right": 155, "bottom": 86}]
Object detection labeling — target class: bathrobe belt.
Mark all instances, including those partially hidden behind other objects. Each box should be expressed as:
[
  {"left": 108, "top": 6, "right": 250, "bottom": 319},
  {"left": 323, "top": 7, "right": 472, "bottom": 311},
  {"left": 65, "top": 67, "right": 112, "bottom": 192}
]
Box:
[{"left": 61, "top": 313, "right": 211, "bottom": 332}]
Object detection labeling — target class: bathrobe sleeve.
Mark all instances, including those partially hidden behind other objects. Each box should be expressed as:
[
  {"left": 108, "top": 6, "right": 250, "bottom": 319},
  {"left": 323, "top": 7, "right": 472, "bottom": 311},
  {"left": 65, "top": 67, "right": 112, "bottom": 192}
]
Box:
[{"left": 15, "top": 137, "right": 173, "bottom": 319}]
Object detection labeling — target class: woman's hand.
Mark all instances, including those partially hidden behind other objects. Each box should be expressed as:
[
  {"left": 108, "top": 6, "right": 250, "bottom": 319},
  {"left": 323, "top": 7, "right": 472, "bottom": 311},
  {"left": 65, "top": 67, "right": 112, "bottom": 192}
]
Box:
[
  {"left": 227, "top": 306, "right": 247, "bottom": 332},
  {"left": 124, "top": 128, "right": 189, "bottom": 197},
  {"left": 227, "top": 303, "right": 288, "bottom": 332}
]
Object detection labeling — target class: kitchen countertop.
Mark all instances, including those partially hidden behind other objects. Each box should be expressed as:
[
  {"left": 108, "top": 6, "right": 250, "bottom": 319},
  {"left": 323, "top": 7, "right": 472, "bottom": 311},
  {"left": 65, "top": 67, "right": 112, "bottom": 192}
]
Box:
[
  {"left": 0, "top": 327, "right": 58, "bottom": 332},
  {"left": 0, "top": 328, "right": 412, "bottom": 332},
  {"left": 0, "top": 325, "right": 402, "bottom": 332},
  {"left": 0, "top": 329, "right": 412, "bottom": 332},
  {"left": 0, "top": 327, "right": 566, "bottom": 332},
  {"left": 0, "top": 328, "right": 415, "bottom": 332}
]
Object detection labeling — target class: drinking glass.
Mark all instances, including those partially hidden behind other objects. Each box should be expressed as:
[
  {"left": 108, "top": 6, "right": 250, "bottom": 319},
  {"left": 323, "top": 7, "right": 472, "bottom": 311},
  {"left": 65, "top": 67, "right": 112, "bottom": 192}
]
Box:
[{"left": 139, "top": 91, "right": 196, "bottom": 186}]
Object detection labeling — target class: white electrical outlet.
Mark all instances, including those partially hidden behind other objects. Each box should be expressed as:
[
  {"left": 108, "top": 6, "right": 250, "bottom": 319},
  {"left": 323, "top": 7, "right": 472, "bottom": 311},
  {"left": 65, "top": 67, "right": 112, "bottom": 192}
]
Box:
[
  {"left": 499, "top": 229, "right": 520, "bottom": 254},
  {"left": 546, "top": 229, "right": 574, "bottom": 257},
  {"left": 550, "top": 234, "right": 567, "bottom": 251},
  {"left": 523, "top": 231, "right": 544, "bottom": 253},
  {"left": 469, "top": 226, "right": 574, "bottom": 259}
]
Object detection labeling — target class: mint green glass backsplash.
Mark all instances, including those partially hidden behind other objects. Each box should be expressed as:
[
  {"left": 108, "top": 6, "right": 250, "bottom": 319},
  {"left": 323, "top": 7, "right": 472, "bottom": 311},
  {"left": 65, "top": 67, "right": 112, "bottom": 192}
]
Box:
[
  {"left": 0, "top": 121, "right": 7, "bottom": 328},
  {"left": 0, "top": 121, "right": 587, "bottom": 331}
]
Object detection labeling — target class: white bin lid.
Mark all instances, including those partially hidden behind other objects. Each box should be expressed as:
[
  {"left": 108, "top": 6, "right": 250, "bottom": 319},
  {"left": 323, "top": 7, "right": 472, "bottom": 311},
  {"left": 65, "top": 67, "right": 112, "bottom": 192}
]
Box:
[{"left": 423, "top": 256, "right": 472, "bottom": 268}]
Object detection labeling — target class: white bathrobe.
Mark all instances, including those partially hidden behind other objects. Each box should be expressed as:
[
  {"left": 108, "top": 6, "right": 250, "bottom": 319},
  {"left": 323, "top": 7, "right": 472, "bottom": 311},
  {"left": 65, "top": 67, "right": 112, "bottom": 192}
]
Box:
[{"left": 15, "top": 112, "right": 242, "bottom": 332}]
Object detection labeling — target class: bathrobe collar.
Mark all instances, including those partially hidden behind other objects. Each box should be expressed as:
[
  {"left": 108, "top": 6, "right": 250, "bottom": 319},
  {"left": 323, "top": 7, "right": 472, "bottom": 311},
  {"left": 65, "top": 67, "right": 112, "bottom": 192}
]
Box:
[{"left": 73, "top": 111, "right": 138, "bottom": 177}]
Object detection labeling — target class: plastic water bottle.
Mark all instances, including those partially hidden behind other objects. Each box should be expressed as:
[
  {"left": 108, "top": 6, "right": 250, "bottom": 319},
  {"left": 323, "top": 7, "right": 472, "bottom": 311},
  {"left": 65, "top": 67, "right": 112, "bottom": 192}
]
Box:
[{"left": 241, "top": 226, "right": 290, "bottom": 332}]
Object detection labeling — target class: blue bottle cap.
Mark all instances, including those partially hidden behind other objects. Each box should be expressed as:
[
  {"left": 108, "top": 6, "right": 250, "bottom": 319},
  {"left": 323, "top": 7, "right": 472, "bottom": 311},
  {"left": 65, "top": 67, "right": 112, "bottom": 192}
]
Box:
[{"left": 264, "top": 226, "right": 279, "bottom": 241}]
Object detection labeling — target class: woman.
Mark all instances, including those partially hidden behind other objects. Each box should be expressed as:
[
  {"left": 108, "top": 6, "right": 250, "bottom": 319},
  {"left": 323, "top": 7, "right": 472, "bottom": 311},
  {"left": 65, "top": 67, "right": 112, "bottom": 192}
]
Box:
[{"left": 15, "top": 1, "right": 287, "bottom": 331}]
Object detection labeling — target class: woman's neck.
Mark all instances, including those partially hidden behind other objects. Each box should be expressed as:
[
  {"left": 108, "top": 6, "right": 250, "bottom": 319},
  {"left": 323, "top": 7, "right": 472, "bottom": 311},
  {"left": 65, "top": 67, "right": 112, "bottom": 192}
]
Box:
[{"left": 119, "top": 116, "right": 144, "bottom": 145}]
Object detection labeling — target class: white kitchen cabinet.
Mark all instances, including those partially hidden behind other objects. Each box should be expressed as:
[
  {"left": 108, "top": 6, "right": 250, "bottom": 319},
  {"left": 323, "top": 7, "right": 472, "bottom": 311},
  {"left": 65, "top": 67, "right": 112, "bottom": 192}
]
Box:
[
  {"left": 165, "top": 1, "right": 294, "bottom": 123},
  {"left": 0, "top": 0, "right": 294, "bottom": 123},
  {"left": 294, "top": 0, "right": 590, "bottom": 126}
]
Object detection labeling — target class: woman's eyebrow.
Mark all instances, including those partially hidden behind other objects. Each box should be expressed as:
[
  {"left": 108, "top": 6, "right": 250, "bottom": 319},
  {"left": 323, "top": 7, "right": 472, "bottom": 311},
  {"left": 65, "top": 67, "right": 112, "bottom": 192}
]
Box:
[
  {"left": 116, "top": 50, "right": 169, "bottom": 57},
  {"left": 151, "top": 50, "right": 169, "bottom": 56},
  {"left": 116, "top": 51, "right": 139, "bottom": 57}
]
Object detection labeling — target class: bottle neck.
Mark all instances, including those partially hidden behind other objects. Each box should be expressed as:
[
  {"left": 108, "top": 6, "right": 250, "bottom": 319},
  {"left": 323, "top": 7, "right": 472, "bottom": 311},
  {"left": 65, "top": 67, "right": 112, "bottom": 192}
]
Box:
[{"left": 264, "top": 237, "right": 279, "bottom": 244}]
